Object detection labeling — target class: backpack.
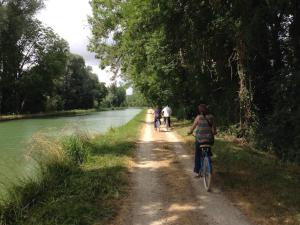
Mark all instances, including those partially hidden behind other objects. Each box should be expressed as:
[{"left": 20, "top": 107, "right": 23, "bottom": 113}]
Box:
[{"left": 195, "top": 114, "right": 215, "bottom": 145}]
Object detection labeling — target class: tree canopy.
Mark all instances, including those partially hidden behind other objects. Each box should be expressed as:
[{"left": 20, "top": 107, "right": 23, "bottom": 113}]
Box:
[
  {"left": 0, "top": 0, "right": 108, "bottom": 113},
  {"left": 101, "top": 84, "right": 126, "bottom": 108},
  {"left": 89, "top": 0, "right": 300, "bottom": 162}
]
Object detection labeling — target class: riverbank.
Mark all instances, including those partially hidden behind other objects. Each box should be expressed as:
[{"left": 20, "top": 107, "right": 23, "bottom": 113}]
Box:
[
  {"left": 174, "top": 119, "right": 300, "bottom": 225},
  {"left": 0, "top": 107, "right": 137, "bottom": 122},
  {"left": 0, "top": 109, "right": 145, "bottom": 225},
  {"left": 0, "top": 109, "right": 96, "bottom": 122}
]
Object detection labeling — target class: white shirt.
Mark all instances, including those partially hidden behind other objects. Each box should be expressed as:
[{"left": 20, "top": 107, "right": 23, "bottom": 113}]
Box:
[{"left": 162, "top": 106, "right": 172, "bottom": 117}]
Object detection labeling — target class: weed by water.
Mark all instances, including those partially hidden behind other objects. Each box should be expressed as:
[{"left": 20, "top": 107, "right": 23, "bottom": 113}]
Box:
[
  {"left": 62, "top": 133, "right": 91, "bottom": 165},
  {"left": 0, "top": 133, "right": 82, "bottom": 225}
]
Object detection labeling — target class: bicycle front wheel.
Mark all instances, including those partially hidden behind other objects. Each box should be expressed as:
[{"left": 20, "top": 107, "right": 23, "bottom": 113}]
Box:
[{"left": 203, "top": 156, "right": 212, "bottom": 191}]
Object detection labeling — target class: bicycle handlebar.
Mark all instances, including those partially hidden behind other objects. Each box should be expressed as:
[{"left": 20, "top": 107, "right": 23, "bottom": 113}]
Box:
[{"left": 186, "top": 132, "right": 195, "bottom": 137}]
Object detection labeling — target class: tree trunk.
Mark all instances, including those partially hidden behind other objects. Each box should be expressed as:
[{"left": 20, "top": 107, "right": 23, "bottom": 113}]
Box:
[{"left": 236, "top": 39, "right": 252, "bottom": 130}]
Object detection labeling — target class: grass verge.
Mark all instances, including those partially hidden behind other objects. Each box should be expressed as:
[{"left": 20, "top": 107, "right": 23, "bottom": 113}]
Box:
[
  {"left": 173, "top": 118, "right": 300, "bottom": 225},
  {"left": 0, "top": 109, "right": 145, "bottom": 225}
]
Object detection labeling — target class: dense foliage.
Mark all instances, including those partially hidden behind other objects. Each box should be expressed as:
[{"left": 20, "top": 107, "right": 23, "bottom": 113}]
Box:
[
  {"left": 0, "top": 0, "right": 108, "bottom": 113},
  {"left": 89, "top": 0, "right": 300, "bottom": 162},
  {"left": 126, "top": 90, "right": 148, "bottom": 107},
  {"left": 61, "top": 54, "right": 107, "bottom": 110},
  {"left": 100, "top": 84, "right": 126, "bottom": 108}
]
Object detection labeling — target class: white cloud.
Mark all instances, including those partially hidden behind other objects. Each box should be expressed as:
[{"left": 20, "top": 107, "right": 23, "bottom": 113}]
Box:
[
  {"left": 91, "top": 66, "right": 114, "bottom": 84},
  {"left": 36, "top": 0, "right": 112, "bottom": 84}
]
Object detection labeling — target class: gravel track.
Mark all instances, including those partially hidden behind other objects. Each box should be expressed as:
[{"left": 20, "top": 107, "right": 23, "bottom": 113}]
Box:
[{"left": 113, "top": 110, "right": 253, "bottom": 225}]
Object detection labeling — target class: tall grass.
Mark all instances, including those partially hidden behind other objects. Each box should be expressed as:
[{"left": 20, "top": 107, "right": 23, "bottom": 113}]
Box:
[
  {"left": 0, "top": 109, "right": 145, "bottom": 225},
  {"left": 62, "top": 133, "right": 91, "bottom": 165},
  {"left": 0, "top": 132, "right": 88, "bottom": 225}
]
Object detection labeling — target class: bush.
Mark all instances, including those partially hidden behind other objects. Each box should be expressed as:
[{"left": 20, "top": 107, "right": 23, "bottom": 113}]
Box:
[
  {"left": 62, "top": 133, "right": 90, "bottom": 165},
  {"left": 0, "top": 133, "right": 81, "bottom": 225}
]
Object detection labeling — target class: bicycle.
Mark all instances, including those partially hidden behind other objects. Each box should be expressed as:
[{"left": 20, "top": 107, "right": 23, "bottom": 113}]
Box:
[
  {"left": 199, "top": 145, "right": 212, "bottom": 191},
  {"left": 155, "top": 118, "right": 160, "bottom": 132},
  {"left": 189, "top": 134, "right": 212, "bottom": 192}
]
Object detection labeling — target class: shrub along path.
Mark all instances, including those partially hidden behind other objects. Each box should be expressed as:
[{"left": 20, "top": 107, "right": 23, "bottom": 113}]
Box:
[{"left": 113, "top": 110, "right": 252, "bottom": 225}]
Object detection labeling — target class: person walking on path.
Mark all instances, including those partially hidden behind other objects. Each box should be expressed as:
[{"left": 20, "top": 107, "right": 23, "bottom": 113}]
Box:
[
  {"left": 187, "top": 104, "right": 217, "bottom": 177},
  {"left": 162, "top": 105, "right": 172, "bottom": 129}
]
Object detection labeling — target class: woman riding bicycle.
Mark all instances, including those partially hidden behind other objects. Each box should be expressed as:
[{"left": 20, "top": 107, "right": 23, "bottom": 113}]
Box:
[{"left": 187, "top": 104, "right": 217, "bottom": 177}]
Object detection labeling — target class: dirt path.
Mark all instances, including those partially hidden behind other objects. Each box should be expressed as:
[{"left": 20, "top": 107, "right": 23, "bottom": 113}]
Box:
[{"left": 115, "top": 110, "right": 253, "bottom": 225}]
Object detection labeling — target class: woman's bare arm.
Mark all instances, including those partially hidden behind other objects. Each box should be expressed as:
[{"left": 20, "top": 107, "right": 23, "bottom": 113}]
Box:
[{"left": 188, "top": 115, "right": 200, "bottom": 134}]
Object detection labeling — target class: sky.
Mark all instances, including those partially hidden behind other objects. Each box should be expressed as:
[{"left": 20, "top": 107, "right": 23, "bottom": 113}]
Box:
[{"left": 36, "top": 0, "right": 133, "bottom": 94}]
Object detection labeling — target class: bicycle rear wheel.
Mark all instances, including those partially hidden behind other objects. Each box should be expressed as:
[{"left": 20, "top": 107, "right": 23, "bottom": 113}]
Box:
[
  {"left": 155, "top": 120, "right": 160, "bottom": 131},
  {"left": 203, "top": 156, "right": 211, "bottom": 191}
]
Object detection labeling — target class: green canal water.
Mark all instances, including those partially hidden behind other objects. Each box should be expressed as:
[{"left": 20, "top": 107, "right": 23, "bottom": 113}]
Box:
[{"left": 0, "top": 108, "right": 141, "bottom": 188}]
